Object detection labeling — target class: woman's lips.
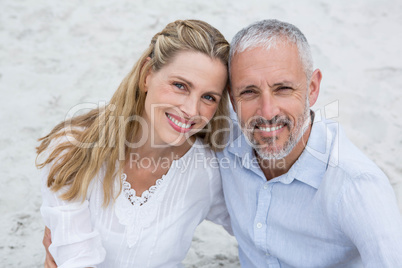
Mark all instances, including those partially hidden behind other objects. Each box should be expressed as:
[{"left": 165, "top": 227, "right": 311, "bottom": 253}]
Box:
[{"left": 166, "top": 113, "right": 194, "bottom": 133}]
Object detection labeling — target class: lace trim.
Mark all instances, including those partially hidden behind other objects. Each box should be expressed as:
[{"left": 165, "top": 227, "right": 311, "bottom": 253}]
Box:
[{"left": 121, "top": 173, "right": 164, "bottom": 206}]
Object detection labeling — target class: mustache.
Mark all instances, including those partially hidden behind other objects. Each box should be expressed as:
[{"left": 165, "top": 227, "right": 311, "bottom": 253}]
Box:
[{"left": 247, "top": 115, "right": 292, "bottom": 129}]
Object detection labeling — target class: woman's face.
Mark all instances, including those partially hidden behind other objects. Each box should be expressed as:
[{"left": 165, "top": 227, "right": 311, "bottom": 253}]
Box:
[{"left": 142, "top": 50, "right": 227, "bottom": 147}]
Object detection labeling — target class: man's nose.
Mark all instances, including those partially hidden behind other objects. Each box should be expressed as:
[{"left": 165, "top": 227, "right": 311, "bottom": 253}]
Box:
[{"left": 258, "top": 92, "right": 280, "bottom": 121}]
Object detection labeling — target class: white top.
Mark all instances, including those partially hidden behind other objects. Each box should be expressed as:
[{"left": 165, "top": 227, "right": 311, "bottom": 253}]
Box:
[{"left": 40, "top": 138, "right": 231, "bottom": 268}]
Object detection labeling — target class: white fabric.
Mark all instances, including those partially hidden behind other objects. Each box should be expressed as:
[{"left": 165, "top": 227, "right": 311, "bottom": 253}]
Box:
[{"left": 41, "top": 138, "right": 231, "bottom": 268}]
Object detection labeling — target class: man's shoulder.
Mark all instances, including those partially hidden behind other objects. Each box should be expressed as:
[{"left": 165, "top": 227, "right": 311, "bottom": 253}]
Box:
[
  {"left": 304, "top": 118, "right": 388, "bottom": 193},
  {"left": 326, "top": 121, "right": 384, "bottom": 179},
  {"left": 313, "top": 119, "right": 389, "bottom": 200}
]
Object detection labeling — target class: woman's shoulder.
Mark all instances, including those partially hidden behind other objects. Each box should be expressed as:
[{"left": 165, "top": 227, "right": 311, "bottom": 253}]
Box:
[
  {"left": 175, "top": 138, "right": 220, "bottom": 177},
  {"left": 192, "top": 138, "right": 217, "bottom": 156},
  {"left": 180, "top": 138, "right": 218, "bottom": 168}
]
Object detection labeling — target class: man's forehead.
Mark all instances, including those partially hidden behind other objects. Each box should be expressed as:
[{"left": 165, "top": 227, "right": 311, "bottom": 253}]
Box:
[
  {"left": 229, "top": 45, "right": 305, "bottom": 91},
  {"left": 233, "top": 41, "right": 297, "bottom": 59},
  {"left": 232, "top": 45, "right": 298, "bottom": 70}
]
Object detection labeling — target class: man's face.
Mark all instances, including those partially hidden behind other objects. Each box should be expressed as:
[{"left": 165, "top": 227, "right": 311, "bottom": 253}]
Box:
[{"left": 230, "top": 43, "right": 316, "bottom": 160}]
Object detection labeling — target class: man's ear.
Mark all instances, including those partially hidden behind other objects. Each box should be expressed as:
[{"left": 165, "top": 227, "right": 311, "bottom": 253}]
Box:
[
  {"left": 228, "top": 84, "right": 237, "bottom": 113},
  {"left": 308, "top": 69, "right": 322, "bottom": 107}
]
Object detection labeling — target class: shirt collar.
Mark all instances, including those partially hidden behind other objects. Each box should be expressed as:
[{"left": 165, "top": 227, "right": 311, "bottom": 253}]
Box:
[
  {"left": 287, "top": 117, "right": 333, "bottom": 189},
  {"left": 226, "top": 117, "right": 256, "bottom": 163},
  {"left": 227, "top": 129, "right": 266, "bottom": 178},
  {"left": 228, "top": 132, "right": 254, "bottom": 160}
]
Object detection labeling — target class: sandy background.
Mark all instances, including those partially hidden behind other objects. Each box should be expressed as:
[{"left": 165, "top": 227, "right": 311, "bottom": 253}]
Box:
[{"left": 1, "top": 0, "right": 401, "bottom": 267}]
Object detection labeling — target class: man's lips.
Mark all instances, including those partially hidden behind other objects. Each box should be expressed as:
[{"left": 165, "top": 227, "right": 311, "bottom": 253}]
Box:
[
  {"left": 256, "top": 124, "right": 285, "bottom": 133},
  {"left": 251, "top": 123, "right": 287, "bottom": 138}
]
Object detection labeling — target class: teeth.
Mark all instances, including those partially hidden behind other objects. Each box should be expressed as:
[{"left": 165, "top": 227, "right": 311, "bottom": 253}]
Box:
[
  {"left": 259, "top": 124, "right": 284, "bottom": 132},
  {"left": 167, "top": 114, "right": 191, "bottom": 129}
]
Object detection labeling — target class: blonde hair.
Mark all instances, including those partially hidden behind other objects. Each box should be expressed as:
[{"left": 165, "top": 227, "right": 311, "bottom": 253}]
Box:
[{"left": 36, "top": 20, "right": 230, "bottom": 205}]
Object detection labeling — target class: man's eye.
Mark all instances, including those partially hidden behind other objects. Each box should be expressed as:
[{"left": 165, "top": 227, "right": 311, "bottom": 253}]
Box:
[
  {"left": 278, "top": 87, "right": 292, "bottom": 91},
  {"left": 174, "top": 83, "right": 185, "bottom": 90},
  {"left": 239, "top": 89, "right": 254, "bottom": 95}
]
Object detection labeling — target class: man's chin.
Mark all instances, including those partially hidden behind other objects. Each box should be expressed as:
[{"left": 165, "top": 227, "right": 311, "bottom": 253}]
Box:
[{"left": 255, "top": 146, "right": 287, "bottom": 160}]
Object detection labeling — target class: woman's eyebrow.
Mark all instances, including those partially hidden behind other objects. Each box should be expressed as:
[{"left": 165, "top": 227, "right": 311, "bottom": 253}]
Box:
[
  {"left": 171, "top": 75, "right": 194, "bottom": 88},
  {"left": 206, "top": 91, "right": 223, "bottom": 97}
]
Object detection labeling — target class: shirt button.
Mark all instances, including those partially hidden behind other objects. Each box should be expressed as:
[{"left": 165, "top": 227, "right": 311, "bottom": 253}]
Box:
[
  {"left": 256, "top": 223, "right": 263, "bottom": 228},
  {"left": 263, "top": 184, "right": 268, "bottom": 189},
  {"left": 265, "top": 252, "right": 271, "bottom": 256}
]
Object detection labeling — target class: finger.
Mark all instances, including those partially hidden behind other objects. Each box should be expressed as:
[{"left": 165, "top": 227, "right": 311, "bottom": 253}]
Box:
[
  {"left": 45, "top": 247, "right": 55, "bottom": 262},
  {"left": 43, "top": 227, "right": 56, "bottom": 267},
  {"left": 43, "top": 227, "right": 51, "bottom": 247},
  {"left": 45, "top": 255, "right": 57, "bottom": 268}
]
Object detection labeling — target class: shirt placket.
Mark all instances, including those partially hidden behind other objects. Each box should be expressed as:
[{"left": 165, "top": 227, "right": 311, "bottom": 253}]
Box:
[{"left": 253, "top": 181, "right": 280, "bottom": 267}]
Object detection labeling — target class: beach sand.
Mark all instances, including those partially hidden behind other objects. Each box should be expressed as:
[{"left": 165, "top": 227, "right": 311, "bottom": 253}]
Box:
[{"left": 1, "top": 0, "right": 401, "bottom": 267}]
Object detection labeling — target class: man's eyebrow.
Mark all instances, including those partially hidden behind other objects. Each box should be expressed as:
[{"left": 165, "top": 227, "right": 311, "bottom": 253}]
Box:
[
  {"left": 272, "top": 81, "right": 294, "bottom": 87},
  {"left": 234, "top": 81, "right": 295, "bottom": 91},
  {"left": 233, "top": 84, "right": 255, "bottom": 92}
]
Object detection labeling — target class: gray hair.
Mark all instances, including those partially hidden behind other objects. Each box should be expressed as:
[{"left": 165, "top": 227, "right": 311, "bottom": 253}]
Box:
[{"left": 229, "top": 19, "right": 313, "bottom": 80}]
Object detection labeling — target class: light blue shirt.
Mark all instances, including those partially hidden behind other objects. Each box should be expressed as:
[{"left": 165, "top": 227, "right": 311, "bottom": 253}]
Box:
[{"left": 218, "top": 115, "right": 402, "bottom": 267}]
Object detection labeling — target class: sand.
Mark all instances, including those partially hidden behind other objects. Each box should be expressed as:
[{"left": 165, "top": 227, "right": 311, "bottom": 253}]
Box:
[{"left": 1, "top": 0, "right": 401, "bottom": 267}]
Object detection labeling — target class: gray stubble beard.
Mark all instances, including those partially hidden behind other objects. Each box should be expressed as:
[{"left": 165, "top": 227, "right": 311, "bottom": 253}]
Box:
[{"left": 244, "top": 96, "right": 311, "bottom": 160}]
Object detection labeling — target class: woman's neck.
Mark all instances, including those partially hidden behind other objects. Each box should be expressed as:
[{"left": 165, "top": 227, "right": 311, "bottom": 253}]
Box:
[{"left": 127, "top": 133, "right": 196, "bottom": 164}]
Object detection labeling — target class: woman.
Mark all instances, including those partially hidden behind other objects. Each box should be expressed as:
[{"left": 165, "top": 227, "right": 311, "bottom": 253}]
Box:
[{"left": 37, "top": 19, "right": 231, "bottom": 268}]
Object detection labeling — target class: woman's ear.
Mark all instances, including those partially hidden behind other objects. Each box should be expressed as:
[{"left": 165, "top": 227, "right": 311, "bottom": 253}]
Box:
[{"left": 142, "top": 57, "right": 152, "bottom": 93}]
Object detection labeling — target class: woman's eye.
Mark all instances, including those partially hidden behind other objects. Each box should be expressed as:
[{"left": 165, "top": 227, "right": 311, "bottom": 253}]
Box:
[
  {"left": 203, "top": 95, "right": 216, "bottom": 102},
  {"left": 173, "top": 83, "right": 185, "bottom": 90}
]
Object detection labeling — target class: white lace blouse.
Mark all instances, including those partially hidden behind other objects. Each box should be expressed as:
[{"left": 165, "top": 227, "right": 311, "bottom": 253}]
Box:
[{"left": 40, "top": 138, "right": 231, "bottom": 268}]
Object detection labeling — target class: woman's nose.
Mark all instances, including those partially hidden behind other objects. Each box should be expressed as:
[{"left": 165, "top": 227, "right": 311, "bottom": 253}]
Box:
[{"left": 180, "top": 95, "right": 200, "bottom": 119}]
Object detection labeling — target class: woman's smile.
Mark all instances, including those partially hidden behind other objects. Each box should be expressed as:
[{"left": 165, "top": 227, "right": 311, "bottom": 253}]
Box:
[{"left": 166, "top": 113, "right": 194, "bottom": 133}]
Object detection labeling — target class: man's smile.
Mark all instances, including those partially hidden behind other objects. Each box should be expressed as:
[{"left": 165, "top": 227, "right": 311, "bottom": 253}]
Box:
[{"left": 257, "top": 124, "right": 285, "bottom": 133}]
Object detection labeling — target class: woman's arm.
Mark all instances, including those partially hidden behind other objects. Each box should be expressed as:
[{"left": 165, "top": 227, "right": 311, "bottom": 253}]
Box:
[
  {"left": 43, "top": 227, "right": 97, "bottom": 268},
  {"left": 41, "top": 180, "right": 106, "bottom": 267},
  {"left": 40, "top": 141, "right": 106, "bottom": 268}
]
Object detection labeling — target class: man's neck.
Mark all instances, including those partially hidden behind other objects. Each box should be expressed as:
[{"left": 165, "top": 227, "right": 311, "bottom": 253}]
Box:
[{"left": 258, "top": 123, "right": 312, "bottom": 181}]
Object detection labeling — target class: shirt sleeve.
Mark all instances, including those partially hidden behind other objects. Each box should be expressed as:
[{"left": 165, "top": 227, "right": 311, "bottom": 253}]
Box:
[
  {"left": 204, "top": 164, "right": 233, "bottom": 235},
  {"left": 40, "top": 146, "right": 106, "bottom": 267},
  {"left": 336, "top": 172, "right": 402, "bottom": 267}
]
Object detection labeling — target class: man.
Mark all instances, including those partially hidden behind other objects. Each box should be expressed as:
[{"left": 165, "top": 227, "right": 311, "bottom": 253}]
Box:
[{"left": 218, "top": 19, "right": 402, "bottom": 267}]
